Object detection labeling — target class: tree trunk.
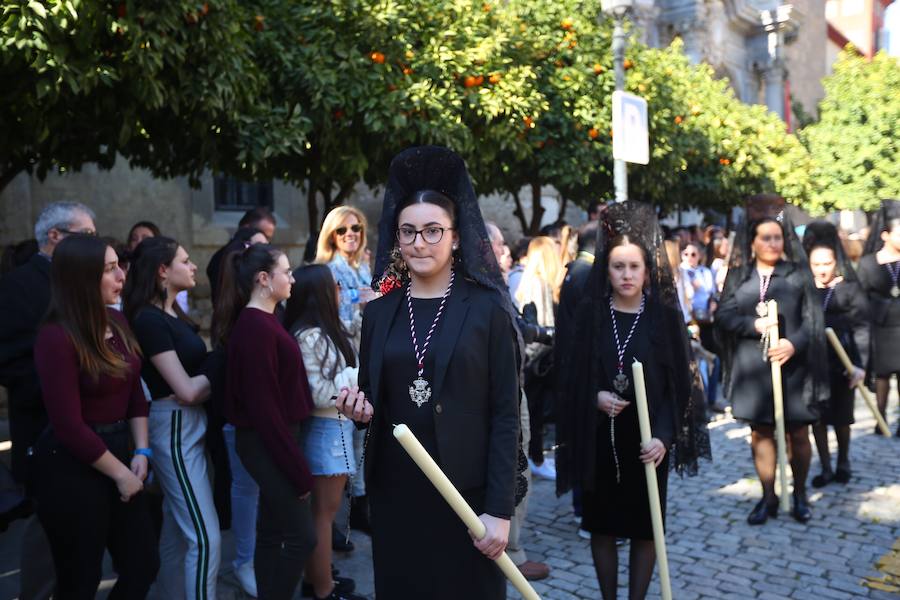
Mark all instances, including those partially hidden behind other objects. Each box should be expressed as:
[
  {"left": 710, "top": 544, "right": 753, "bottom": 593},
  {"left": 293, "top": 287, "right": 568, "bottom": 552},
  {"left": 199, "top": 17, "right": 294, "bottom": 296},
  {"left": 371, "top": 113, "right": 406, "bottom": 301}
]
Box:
[
  {"left": 529, "top": 181, "right": 544, "bottom": 235},
  {"left": 559, "top": 195, "right": 569, "bottom": 222},
  {"left": 510, "top": 190, "right": 529, "bottom": 234},
  {"left": 307, "top": 178, "right": 319, "bottom": 232}
]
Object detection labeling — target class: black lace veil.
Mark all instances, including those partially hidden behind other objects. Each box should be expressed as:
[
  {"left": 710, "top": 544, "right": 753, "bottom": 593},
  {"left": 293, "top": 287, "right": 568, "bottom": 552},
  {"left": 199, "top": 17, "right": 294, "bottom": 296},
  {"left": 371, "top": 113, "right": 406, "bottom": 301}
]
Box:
[
  {"left": 557, "top": 201, "right": 711, "bottom": 496},
  {"left": 373, "top": 145, "right": 528, "bottom": 503},
  {"left": 719, "top": 194, "right": 829, "bottom": 413},
  {"left": 803, "top": 220, "right": 858, "bottom": 284},
  {"left": 863, "top": 199, "right": 900, "bottom": 255}
]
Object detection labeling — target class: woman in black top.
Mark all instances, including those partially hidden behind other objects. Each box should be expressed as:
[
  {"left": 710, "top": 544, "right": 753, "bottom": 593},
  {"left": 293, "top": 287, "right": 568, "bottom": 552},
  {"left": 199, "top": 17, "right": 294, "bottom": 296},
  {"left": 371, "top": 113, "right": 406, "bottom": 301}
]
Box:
[
  {"left": 123, "top": 237, "right": 220, "bottom": 600},
  {"left": 335, "top": 147, "right": 522, "bottom": 599},
  {"left": 560, "top": 201, "right": 709, "bottom": 600},
  {"left": 716, "top": 195, "right": 827, "bottom": 525},
  {"left": 802, "top": 222, "right": 868, "bottom": 486},
  {"left": 857, "top": 199, "right": 900, "bottom": 436}
]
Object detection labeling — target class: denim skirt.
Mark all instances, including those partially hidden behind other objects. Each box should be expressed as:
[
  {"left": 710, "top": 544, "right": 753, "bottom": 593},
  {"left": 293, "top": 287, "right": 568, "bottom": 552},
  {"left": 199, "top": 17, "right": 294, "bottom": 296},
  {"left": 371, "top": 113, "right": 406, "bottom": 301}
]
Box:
[{"left": 301, "top": 416, "right": 357, "bottom": 477}]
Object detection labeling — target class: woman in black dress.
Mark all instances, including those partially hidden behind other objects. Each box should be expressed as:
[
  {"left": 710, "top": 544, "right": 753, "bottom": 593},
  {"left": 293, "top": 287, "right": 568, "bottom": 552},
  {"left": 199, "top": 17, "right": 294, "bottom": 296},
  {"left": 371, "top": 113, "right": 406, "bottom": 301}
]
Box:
[
  {"left": 560, "top": 201, "right": 709, "bottom": 600},
  {"left": 335, "top": 146, "right": 523, "bottom": 599},
  {"left": 716, "top": 195, "right": 827, "bottom": 525},
  {"left": 803, "top": 222, "right": 868, "bottom": 486},
  {"left": 857, "top": 198, "right": 900, "bottom": 436}
]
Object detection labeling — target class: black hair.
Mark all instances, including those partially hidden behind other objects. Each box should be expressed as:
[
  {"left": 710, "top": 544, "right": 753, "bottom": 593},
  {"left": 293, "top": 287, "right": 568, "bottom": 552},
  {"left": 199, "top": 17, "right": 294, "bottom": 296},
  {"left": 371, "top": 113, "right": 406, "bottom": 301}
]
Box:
[
  {"left": 283, "top": 265, "right": 357, "bottom": 378},
  {"left": 395, "top": 190, "right": 456, "bottom": 226},
  {"left": 211, "top": 243, "right": 284, "bottom": 346},
  {"left": 239, "top": 207, "right": 276, "bottom": 228},
  {"left": 127, "top": 221, "right": 161, "bottom": 242},
  {"left": 122, "top": 236, "right": 196, "bottom": 328},
  {"left": 577, "top": 221, "right": 599, "bottom": 254}
]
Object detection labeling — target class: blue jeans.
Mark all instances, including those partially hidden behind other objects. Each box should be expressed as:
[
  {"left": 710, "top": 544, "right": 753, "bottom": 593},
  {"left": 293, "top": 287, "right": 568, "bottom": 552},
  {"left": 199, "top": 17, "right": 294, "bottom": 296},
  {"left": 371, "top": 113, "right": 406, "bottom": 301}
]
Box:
[{"left": 223, "top": 424, "right": 259, "bottom": 569}]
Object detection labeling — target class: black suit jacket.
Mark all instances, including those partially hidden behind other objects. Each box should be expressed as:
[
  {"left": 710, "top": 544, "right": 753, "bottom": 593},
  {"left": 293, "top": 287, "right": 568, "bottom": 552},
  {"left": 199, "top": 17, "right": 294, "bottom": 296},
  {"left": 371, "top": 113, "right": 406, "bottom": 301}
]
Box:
[
  {"left": 359, "top": 276, "right": 520, "bottom": 518},
  {"left": 0, "top": 254, "right": 52, "bottom": 483}
]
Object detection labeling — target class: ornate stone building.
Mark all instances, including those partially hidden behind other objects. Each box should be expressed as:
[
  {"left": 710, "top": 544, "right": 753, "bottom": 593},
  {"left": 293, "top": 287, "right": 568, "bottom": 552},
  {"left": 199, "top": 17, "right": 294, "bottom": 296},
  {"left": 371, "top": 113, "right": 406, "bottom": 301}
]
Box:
[{"left": 631, "top": 0, "right": 828, "bottom": 125}]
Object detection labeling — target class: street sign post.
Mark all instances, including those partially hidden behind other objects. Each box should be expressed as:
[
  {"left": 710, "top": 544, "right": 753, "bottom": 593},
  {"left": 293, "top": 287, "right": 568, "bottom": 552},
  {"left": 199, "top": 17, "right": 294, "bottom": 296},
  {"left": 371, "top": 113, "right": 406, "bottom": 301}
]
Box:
[{"left": 612, "top": 90, "right": 649, "bottom": 165}]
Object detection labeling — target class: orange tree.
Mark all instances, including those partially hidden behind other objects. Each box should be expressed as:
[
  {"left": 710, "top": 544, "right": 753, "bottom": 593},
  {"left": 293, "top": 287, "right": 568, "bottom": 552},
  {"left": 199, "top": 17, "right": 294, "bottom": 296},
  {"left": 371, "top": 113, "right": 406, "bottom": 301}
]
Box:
[{"left": 0, "top": 0, "right": 310, "bottom": 192}]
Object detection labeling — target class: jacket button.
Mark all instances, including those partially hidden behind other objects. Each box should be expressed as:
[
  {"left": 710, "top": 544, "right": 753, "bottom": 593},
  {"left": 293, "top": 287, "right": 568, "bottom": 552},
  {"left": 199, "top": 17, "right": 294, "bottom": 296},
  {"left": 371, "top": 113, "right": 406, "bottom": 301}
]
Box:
[{"left": 434, "top": 404, "right": 443, "bottom": 414}]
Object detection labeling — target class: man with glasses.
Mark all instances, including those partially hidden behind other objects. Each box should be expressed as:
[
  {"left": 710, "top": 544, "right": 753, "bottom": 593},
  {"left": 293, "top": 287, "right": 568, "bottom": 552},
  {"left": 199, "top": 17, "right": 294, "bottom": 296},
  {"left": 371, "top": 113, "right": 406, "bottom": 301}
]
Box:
[{"left": 0, "top": 201, "right": 96, "bottom": 600}]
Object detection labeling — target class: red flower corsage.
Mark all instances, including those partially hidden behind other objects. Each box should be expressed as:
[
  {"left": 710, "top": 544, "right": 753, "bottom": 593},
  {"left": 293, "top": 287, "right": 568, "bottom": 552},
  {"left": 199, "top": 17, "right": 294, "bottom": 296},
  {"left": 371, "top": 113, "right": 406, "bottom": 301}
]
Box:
[{"left": 378, "top": 274, "right": 403, "bottom": 295}]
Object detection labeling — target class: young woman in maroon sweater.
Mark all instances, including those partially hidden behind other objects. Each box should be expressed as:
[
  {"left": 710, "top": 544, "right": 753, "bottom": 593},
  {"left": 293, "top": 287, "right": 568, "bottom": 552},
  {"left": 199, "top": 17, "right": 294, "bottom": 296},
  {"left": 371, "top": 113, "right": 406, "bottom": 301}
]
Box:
[
  {"left": 32, "top": 234, "right": 159, "bottom": 599},
  {"left": 213, "top": 243, "right": 316, "bottom": 600}
]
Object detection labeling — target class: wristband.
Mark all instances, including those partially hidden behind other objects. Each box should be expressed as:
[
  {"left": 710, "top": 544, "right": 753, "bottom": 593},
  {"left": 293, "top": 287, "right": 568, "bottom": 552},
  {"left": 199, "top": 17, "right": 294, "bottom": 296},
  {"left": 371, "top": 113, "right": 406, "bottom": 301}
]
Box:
[{"left": 134, "top": 448, "right": 153, "bottom": 459}]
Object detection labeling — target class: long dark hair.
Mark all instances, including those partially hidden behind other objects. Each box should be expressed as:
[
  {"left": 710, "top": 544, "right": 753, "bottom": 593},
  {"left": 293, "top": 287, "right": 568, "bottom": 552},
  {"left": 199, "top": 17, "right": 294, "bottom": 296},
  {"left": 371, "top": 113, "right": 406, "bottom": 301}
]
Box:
[
  {"left": 44, "top": 235, "right": 140, "bottom": 379},
  {"left": 284, "top": 265, "right": 357, "bottom": 378},
  {"left": 211, "top": 243, "right": 283, "bottom": 346},
  {"left": 122, "top": 236, "right": 196, "bottom": 328}
]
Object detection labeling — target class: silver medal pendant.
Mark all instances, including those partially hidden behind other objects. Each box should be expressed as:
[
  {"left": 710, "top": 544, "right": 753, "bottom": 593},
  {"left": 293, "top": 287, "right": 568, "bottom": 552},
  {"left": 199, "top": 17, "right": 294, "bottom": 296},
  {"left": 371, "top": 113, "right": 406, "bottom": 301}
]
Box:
[
  {"left": 892, "top": 286, "right": 900, "bottom": 299},
  {"left": 409, "top": 376, "right": 432, "bottom": 407},
  {"left": 756, "top": 302, "right": 768, "bottom": 317},
  {"left": 613, "top": 372, "right": 629, "bottom": 394}
]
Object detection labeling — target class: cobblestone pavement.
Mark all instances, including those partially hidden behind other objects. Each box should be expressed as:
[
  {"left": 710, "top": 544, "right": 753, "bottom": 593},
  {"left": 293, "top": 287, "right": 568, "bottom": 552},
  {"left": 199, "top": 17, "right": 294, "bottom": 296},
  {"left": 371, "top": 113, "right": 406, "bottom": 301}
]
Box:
[{"left": 0, "top": 398, "right": 897, "bottom": 599}]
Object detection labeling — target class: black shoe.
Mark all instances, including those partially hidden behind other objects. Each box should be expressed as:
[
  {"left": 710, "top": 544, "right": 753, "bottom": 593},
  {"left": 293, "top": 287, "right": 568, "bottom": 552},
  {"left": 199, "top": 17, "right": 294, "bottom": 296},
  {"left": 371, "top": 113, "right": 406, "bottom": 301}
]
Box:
[
  {"left": 834, "top": 467, "right": 852, "bottom": 484},
  {"left": 314, "top": 589, "right": 366, "bottom": 600},
  {"left": 747, "top": 497, "right": 778, "bottom": 525},
  {"left": 791, "top": 494, "right": 812, "bottom": 523},
  {"left": 811, "top": 471, "right": 834, "bottom": 488},
  {"left": 875, "top": 425, "right": 884, "bottom": 436},
  {"left": 349, "top": 495, "right": 372, "bottom": 535},
  {"left": 303, "top": 576, "right": 356, "bottom": 598},
  {"left": 332, "top": 524, "right": 354, "bottom": 553}
]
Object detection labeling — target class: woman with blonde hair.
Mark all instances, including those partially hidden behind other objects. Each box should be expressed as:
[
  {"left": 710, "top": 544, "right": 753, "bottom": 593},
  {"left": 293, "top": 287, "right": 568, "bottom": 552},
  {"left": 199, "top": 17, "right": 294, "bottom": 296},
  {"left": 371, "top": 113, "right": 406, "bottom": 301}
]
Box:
[
  {"left": 315, "top": 205, "right": 375, "bottom": 533},
  {"left": 515, "top": 236, "right": 563, "bottom": 480}
]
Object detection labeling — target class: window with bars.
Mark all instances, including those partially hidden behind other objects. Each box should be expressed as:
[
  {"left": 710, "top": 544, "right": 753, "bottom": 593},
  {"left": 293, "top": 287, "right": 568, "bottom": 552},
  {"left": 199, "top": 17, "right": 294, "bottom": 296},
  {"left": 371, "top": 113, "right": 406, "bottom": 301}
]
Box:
[{"left": 213, "top": 176, "right": 274, "bottom": 212}]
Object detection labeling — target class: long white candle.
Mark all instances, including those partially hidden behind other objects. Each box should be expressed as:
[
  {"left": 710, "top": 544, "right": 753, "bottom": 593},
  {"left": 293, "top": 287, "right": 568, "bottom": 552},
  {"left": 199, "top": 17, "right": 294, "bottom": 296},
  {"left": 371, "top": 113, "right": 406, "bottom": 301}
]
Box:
[
  {"left": 631, "top": 360, "right": 673, "bottom": 600},
  {"left": 392, "top": 424, "right": 541, "bottom": 600},
  {"left": 767, "top": 300, "right": 791, "bottom": 513},
  {"left": 825, "top": 327, "right": 891, "bottom": 436}
]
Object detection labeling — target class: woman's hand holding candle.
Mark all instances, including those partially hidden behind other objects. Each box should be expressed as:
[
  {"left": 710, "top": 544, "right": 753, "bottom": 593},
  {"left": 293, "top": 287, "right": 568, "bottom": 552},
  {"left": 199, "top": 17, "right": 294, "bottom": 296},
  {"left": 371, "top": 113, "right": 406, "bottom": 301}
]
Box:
[
  {"left": 470, "top": 514, "right": 510, "bottom": 560},
  {"left": 334, "top": 386, "right": 373, "bottom": 423},
  {"left": 766, "top": 338, "right": 795, "bottom": 365},
  {"left": 639, "top": 438, "right": 667, "bottom": 467}
]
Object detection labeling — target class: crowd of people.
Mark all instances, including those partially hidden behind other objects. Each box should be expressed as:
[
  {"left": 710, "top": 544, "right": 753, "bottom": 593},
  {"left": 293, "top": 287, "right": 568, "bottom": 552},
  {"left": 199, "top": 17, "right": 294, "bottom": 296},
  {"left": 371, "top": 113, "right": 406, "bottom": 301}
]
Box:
[{"left": 0, "top": 146, "right": 898, "bottom": 599}]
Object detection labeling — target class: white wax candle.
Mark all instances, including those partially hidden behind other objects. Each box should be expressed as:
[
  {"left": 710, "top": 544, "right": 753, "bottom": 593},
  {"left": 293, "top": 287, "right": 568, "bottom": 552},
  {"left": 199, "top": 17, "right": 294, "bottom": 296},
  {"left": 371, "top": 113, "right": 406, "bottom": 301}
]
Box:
[
  {"left": 825, "top": 327, "right": 891, "bottom": 436},
  {"left": 631, "top": 360, "right": 673, "bottom": 600},
  {"left": 392, "top": 424, "right": 541, "bottom": 600},
  {"left": 767, "top": 300, "right": 791, "bottom": 513}
]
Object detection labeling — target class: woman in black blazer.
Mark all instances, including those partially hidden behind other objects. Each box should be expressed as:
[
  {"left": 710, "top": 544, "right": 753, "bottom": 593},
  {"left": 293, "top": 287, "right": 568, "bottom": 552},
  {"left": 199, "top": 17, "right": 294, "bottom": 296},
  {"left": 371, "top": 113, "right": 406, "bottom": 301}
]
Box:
[{"left": 336, "top": 147, "right": 522, "bottom": 599}]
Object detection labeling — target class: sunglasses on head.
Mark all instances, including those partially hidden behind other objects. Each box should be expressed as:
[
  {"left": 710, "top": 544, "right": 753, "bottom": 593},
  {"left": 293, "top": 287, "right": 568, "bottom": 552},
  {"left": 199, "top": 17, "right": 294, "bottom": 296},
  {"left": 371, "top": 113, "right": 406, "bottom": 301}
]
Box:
[{"left": 335, "top": 224, "right": 363, "bottom": 236}]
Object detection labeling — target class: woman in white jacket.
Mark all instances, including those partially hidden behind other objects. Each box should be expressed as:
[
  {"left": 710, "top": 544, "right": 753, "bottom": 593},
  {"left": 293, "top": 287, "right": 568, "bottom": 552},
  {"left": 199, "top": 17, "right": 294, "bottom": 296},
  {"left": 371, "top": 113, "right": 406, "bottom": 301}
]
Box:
[{"left": 285, "top": 265, "right": 364, "bottom": 600}]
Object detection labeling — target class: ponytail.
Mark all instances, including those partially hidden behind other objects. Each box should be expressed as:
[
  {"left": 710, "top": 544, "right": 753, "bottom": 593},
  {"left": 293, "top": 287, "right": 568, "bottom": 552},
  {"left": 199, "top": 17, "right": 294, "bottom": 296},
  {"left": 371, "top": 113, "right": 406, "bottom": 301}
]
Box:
[{"left": 211, "top": 243, "right": 283, "bottom": 347}]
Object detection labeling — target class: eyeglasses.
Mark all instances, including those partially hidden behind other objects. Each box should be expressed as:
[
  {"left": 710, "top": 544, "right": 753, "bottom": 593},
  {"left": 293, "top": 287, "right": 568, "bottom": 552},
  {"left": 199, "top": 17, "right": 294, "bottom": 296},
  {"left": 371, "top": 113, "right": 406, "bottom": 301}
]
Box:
[
  {"left": 397, "top": 226, "right": 454, "bottom": 245},
  {"left": 55, "top": 227, "right": 97, "bottom": 237},
  {"left": 335, "top": 224, "right": 363, "bottom": 236}
]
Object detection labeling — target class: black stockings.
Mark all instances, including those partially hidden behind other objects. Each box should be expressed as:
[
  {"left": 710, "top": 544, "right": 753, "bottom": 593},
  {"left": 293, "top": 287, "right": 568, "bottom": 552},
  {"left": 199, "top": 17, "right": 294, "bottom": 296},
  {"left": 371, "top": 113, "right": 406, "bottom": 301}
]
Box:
[
  {"left": 750, "top": 424, "right": 812, "bottom": 500},
  {"left": 591, "top": 535, "right": 657, "bottom": 600},
  {"left": 812, "top": 423, "right": 851, "bottom": 473}
]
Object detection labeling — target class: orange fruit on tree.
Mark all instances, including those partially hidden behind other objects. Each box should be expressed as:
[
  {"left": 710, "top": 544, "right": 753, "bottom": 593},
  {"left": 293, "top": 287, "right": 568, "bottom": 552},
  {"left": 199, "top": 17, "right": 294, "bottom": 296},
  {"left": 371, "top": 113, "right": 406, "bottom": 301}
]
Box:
[
  {"left": 403, "top": 67, "right": 413, "bottom": 75},
  {"left": 489, "top": 73, "right": 501, "bottom": 84},
  {"left": 561, "top": 18, "right": 574, "bottom": 30},
  {"left": 623, "top": 58, "right": 634, "bottom": 69},
  {"left": 474, "top": 75, "right": 484, "bottom": 86},
  {"left": 464, "top": 75, "right": 478, "bottom": 88},
  {"left": 593, "top": 63, "right": 605, "bottom": 75},
  {"left": 588, "top": 128, "right": 599, "bottom": 139},
  {"left": 370, "top": 51, "right": 386, "bottom": 64},
  {"left": 523, "top": 116, "right": 535, "bottom": 129},
  {"left": 674, "top": 115, "right": 683, "bottom": 125},
  {"left": 253, "top": 15, "right": 265, "bottom": 31}
]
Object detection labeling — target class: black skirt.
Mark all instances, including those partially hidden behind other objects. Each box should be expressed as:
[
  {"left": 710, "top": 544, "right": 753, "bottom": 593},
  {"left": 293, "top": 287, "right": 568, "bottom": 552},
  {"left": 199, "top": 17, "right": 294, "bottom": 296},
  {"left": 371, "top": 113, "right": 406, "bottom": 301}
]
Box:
[{"left": 582, "top": 405, "right": 669, "bottom": 541}]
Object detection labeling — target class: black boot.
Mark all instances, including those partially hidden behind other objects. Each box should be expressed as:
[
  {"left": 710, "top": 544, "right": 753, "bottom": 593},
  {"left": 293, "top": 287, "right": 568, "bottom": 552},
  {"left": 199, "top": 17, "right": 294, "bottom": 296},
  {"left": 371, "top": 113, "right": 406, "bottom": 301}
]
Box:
[
  {"left": 747, "top": 497, "right": 778, "bottom": 525},
  {"left": 791, "top": 493, "right": 812, "bottom": 523},
  {"left": 811, "top": 470, "right": 834, "bottom": 488},
  {"left": 349, "top": 495, "right": 372, "bottom": 535}
]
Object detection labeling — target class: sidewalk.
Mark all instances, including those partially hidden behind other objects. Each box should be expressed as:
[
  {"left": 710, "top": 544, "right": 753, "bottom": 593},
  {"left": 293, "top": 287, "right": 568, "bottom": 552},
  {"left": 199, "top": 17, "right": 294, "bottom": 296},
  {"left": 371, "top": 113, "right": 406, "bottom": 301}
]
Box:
[{"left": 0, "top": 398, "right": 897, "bottom": 599}]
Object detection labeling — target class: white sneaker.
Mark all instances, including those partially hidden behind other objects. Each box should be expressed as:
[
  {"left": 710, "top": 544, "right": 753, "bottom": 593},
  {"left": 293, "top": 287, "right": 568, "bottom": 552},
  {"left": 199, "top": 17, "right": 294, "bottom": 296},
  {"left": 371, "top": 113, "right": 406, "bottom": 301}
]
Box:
[
  {"left": 235, "top": 561, "right": 258, "bottom": 598},
  {"left": 529, "top": 458, "right": 557, "bottom": 481}
]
